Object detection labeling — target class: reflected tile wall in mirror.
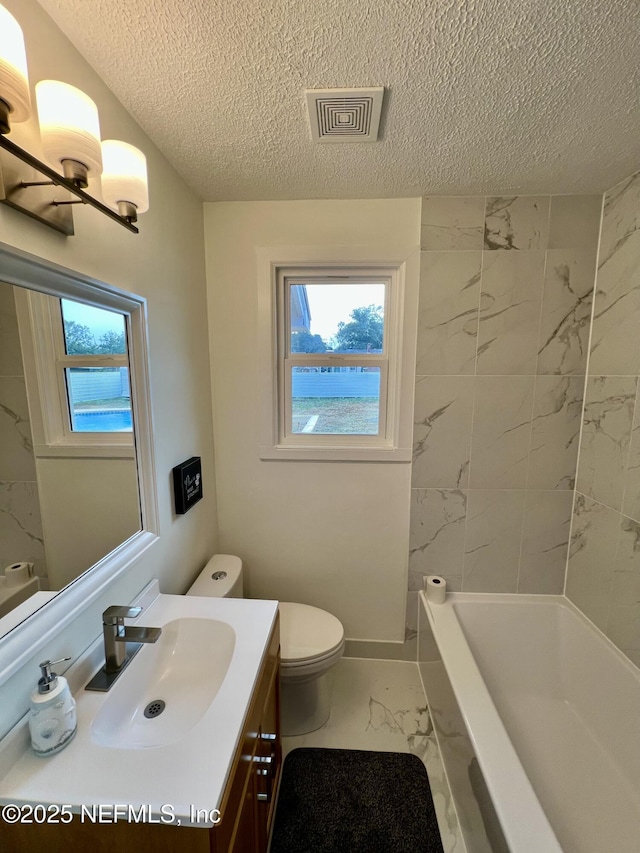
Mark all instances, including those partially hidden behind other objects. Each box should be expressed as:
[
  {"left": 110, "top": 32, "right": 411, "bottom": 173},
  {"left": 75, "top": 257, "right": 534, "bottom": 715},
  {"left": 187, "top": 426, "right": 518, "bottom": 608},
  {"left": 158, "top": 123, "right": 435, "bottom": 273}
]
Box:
[{"left": 0, "top": 285, "right": 46, "bottom": 584}]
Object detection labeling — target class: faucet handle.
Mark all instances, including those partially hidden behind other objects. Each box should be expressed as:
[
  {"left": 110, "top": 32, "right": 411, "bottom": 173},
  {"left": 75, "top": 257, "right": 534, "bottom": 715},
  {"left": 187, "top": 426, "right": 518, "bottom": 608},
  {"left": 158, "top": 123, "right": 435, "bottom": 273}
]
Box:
[{"left": 102, "top": 605, "right": 142, "bottom": 626}]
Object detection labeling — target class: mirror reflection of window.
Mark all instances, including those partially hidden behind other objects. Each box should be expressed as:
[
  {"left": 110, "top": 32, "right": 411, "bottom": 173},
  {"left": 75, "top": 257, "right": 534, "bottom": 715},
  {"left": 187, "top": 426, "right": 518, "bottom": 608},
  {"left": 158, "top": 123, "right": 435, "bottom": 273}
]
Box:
[
  {"left": 0, "top": 245, "right": 157, "bottom": 660},
  {"left": 1, "top": 284, "right": 143, "bottom": 622},
  {"left": 59, "top": 300, "right": 132, "bottom": 434}
]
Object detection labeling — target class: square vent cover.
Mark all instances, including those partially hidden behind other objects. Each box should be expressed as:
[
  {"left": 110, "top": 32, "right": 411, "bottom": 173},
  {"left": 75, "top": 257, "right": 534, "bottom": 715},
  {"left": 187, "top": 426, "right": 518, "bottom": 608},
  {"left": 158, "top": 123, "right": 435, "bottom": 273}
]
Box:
[{"left": 305, "top": 87, "right": 384, "bottom": 143}]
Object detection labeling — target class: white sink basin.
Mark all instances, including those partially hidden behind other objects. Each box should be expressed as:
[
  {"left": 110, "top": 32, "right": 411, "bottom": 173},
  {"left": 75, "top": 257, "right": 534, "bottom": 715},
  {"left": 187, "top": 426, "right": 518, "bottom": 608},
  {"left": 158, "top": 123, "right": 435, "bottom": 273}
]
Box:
[
  {"left": 91, "top": 617, "right": 235, "bottom": 749},
  {"left": 0, "top": 588, "right": 279, "bottom": 826}
]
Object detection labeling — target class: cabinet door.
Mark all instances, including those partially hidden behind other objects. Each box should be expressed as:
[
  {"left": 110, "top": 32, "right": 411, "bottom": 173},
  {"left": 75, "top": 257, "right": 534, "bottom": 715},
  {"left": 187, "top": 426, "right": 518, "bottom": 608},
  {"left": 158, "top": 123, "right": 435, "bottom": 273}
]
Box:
[
  {"left": 214, "top": 615, "right": 280, "bottom": 853},
  {"left": 229, "top": 770, "right": 258, "bottom": 853}
]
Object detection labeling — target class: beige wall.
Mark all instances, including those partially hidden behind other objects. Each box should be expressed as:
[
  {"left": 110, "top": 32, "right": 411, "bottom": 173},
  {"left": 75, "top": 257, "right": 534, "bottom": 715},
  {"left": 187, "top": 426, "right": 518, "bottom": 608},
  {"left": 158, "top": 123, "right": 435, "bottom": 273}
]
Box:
[
  {"left": 36, "top": 457, "right": 140, "bottom": 589},
  {"left": 0, "top": 0, "right": 217, "bottom": 735},
  {"left": 204, "top": 199, "right": 420, "bottom": 643}
]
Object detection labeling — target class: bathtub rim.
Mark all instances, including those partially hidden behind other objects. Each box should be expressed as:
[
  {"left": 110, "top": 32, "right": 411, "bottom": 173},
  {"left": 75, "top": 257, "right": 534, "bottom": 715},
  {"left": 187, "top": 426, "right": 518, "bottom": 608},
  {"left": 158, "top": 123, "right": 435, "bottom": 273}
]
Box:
[{"left": 420, "top": 590, "right": 563, "bottom": 853}]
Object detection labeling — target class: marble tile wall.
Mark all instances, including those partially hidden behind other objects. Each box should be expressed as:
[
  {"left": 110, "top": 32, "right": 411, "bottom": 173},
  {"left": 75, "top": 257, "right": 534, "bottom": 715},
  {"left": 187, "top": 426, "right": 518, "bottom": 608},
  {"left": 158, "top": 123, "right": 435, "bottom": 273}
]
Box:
[
  {"left": 567, "top": 171, "right": 640, "bottom": 668},
  {"left": 409, "top": 194, "right": 601, "bottom": 622},
  {"left": 0, "top": 283, "right": 46, "bottom": 581}
]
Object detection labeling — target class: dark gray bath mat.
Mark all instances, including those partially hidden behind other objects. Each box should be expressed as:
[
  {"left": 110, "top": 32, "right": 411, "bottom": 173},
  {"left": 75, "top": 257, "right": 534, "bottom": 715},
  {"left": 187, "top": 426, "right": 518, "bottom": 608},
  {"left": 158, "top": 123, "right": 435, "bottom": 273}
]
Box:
[{"left": 270, "top": 747, "right": 444, "bottom": 853}]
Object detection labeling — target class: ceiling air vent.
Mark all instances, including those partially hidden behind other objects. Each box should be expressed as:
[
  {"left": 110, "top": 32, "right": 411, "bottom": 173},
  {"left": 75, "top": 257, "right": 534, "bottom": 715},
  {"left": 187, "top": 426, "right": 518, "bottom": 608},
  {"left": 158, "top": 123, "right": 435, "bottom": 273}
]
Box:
[{"left": 305, "top": 87, "right": 384, "bottom": 143}]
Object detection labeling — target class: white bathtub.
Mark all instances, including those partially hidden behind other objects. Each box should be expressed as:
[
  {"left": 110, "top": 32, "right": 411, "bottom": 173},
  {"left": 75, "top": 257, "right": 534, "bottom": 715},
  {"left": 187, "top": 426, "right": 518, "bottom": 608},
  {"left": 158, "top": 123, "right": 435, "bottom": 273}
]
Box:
[{"left": 418, "top": 592, "right": 640, "bottom": 853}]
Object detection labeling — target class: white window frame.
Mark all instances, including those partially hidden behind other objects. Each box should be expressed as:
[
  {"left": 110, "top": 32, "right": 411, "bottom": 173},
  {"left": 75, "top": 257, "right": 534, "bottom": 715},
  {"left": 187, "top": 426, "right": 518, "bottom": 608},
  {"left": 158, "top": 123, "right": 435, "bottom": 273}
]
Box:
[
  {"left": 15, "top": 289, "right": 136, "bottom": 458},
  {"left": 55, "top": 298, "right": 132, "bottom": 439},
  {"left": 279, "top": 269, "right": 392, "bottom": 447},
  {"left": 258, "top": 246, "right": 419, "bottom": 462}
]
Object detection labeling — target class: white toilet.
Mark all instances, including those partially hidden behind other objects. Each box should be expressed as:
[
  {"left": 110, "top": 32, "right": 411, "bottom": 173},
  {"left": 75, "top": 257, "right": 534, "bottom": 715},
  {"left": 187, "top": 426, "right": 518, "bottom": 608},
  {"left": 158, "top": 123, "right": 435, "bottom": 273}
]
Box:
[{"left": 187, "top": 554, "right": 345, "bottom": 736}]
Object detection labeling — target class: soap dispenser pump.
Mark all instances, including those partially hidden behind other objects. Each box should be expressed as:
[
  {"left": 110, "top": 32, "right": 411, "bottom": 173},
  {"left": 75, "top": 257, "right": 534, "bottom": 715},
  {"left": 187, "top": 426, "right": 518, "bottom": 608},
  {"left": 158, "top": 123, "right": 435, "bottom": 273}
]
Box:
[{"left": 28, "top": 657, "right": 77, "bottom": 757}]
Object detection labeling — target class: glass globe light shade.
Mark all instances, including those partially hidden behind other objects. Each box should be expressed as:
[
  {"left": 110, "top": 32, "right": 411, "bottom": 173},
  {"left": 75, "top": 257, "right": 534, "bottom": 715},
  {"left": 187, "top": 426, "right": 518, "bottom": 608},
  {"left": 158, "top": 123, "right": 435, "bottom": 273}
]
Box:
[
  {"left": 35, "top": 80, "right": 103, "bottom": 178},
  {"left": 101, "top": 140, "right": 149, "bottom": 214},
  {"left": 0, "top": 4, "right": 31, "bottom": 127}
]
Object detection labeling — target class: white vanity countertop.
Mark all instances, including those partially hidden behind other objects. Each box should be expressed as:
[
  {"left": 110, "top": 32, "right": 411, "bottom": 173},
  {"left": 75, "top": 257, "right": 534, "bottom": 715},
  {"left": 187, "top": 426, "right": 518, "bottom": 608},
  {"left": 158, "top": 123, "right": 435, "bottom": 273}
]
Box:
[{"left": 0, "top": 590, "right": 279, "bottom": 828}]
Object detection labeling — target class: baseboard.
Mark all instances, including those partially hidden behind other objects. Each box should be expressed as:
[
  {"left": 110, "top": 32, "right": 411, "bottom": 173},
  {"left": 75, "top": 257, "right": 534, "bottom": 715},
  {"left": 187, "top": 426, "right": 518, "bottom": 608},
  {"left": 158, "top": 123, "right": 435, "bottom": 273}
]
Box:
[{"left": 344, "top": 633, "right": 418, "bottom": 662}]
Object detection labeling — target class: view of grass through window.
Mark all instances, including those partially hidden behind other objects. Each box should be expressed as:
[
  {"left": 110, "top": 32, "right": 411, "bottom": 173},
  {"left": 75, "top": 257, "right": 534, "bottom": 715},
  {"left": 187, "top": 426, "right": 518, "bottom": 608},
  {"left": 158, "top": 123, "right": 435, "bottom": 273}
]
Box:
[
  {"left": 292, "top": 395, "right": 380, "bottom": 434},
  {"left": 288, "top": 282, "right": 385, "bottom": 435}
]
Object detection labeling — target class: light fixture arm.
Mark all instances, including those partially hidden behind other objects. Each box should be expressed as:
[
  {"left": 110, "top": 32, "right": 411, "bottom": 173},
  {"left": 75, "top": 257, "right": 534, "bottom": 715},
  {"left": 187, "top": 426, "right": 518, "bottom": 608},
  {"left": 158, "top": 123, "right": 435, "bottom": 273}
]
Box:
[{"left": 0, "top": 133, "right": 138, "bottom": 233}]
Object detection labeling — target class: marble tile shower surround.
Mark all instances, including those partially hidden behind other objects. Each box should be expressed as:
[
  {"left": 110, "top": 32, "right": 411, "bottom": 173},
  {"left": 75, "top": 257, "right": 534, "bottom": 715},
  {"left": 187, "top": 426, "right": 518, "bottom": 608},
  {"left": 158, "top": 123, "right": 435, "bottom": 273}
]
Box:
[
  {"left": 0, "top": 284, "right": 46, "bottom": 581},
  {"left": 567, "top": 171, "right": 640, "bottom": 668},
  {"left": 410, "top": 194, "right": 601, "bottom": 609}
]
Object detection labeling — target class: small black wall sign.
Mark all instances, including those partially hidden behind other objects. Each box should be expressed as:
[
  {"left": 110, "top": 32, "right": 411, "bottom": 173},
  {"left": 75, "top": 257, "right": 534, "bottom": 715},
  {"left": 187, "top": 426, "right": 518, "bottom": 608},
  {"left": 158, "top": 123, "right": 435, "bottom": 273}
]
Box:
[{"left": 172, "top": 456, "right": 203, "bottom": 514}]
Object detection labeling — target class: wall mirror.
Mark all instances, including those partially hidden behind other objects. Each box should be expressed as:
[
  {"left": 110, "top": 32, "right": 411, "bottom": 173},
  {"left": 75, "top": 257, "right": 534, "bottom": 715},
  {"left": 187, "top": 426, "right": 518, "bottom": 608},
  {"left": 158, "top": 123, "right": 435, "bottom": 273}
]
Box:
[{"left": 0, "top": 242, "right": 158, "bottom": 681}]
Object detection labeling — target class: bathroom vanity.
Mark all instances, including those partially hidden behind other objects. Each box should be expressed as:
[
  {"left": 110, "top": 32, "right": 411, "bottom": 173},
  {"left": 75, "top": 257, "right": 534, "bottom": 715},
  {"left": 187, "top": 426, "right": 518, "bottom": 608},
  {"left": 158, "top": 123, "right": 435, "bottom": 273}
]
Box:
[
  {"left": 215, "top": 613, "right": 281, "bottom": 853},
  {"left": 0, "top": 588, "right": 281, "bottom": 853}
]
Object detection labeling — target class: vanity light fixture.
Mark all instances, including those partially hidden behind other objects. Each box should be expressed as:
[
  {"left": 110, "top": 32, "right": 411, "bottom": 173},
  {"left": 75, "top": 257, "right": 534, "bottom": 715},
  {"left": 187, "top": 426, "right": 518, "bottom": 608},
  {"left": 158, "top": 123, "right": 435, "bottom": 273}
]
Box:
[
  {"left": 101, "top": 140, "right": 149, "bottom": 222},
  {"left": 35, "top": 80, "right": 103, "bottom": 189},
  {"left": 0, "top": 4, "right": 31, "bottom": 134},
  {"left": 0, "top": 3, "right": 148, "bottom": 236}
]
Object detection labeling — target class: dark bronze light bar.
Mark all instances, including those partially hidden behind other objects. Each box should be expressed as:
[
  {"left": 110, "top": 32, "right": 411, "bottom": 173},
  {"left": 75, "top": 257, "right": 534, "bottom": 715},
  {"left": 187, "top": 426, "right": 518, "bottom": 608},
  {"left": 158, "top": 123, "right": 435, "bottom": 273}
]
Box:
[{"left": 0, "top": 133, "right": 139, "bottom": 235}]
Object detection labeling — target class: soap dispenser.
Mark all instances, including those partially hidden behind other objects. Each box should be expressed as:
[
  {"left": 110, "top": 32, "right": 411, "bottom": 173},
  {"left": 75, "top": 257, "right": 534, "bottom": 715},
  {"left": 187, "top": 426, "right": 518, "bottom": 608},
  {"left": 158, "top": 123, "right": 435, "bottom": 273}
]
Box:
[{"left": 28, "top": 658, "right": 77, "bottom": 757}]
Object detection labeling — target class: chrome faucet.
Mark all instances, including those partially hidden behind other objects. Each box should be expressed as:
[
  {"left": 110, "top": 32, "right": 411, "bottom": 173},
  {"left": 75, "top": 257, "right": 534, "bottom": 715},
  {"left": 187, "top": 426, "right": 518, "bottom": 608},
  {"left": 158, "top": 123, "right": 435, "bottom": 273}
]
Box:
[
  {"left": 102, "top": 605, "right": 162, "bottom": 673},
  {"left": 86, "top": 605, "right": 161, "bottom": 692}
]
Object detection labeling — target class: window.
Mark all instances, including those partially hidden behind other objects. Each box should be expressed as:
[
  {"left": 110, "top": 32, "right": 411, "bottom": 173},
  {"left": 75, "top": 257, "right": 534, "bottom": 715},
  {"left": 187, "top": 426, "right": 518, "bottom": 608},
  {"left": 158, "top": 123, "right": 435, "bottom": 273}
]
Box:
[
  {"left": 258, "top": 252, "right": 418, "bottom": 462},
  {"left": 282, "top": 274, "right": 389, "bottom": 441},
  {"left": 15, "top": 290, "right": 136, "bottom": 456},
  {"left": 58, "top": 299, "right": 132, "bottom": 434}
]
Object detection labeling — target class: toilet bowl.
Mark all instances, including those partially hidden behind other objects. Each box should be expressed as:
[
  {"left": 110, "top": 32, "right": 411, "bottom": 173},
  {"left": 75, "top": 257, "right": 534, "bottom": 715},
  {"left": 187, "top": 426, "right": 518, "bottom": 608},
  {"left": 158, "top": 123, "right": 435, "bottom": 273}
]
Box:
[{"left": 186, "top": 555, "right": 345, "bottom": 736}]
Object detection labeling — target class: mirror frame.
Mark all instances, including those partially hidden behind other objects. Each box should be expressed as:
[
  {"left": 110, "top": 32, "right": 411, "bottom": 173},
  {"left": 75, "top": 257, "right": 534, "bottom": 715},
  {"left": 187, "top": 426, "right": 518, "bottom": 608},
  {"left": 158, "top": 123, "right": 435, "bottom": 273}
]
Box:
[{"left": 0, "top": 241, "right": 159, "bottom": 682}]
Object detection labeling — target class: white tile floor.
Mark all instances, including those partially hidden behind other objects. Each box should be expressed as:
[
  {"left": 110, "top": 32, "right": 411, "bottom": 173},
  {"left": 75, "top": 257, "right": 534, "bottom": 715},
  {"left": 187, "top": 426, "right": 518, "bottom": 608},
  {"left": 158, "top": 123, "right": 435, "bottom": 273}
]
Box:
[{"left": 281, "top": 657, "right": 465, "bottom": 853}]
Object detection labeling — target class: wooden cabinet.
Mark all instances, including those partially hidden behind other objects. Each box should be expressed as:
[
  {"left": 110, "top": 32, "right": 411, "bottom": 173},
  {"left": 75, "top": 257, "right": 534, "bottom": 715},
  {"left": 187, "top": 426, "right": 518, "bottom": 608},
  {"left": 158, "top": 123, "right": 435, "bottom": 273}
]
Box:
[
  {"left": 213, "top": 613, "right": 281, "bottom": 853},
  {"left": 3, "top": 616, "right": 281, "bottom": 853}
]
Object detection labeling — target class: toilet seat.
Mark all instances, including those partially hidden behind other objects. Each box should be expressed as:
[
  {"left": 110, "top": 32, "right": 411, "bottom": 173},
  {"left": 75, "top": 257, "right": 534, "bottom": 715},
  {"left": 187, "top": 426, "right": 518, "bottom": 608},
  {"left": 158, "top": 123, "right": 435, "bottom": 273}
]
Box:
[
  {"left": 280, "top": 643, "right": 345, "bottom": 682},
  {"left": 278, "top": 602, "right": 345, "bottom": 732},
  {"left": 186, "top": 557, "right": 345, "bottom": 736},
  {"left": 279, "top": 602, "right": 344, "bottom": 665}
]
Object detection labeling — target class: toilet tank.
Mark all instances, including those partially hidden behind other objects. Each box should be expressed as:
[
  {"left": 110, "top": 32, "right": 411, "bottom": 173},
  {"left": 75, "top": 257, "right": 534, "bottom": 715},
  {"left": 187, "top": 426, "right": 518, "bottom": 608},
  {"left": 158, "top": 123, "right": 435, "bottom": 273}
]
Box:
[{"left": 186, "top": 554, "right": 244, "bottom": 598}]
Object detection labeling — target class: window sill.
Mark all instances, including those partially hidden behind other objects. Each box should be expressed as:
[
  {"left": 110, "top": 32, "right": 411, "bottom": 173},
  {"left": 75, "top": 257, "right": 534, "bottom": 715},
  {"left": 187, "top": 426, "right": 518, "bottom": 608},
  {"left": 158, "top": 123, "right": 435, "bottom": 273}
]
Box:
[
  {"left": 34, "top": 442, "right": 135, "bottom": 459},
  {"left": 259, "top": 445, "right": 412, "bottom": 462}
]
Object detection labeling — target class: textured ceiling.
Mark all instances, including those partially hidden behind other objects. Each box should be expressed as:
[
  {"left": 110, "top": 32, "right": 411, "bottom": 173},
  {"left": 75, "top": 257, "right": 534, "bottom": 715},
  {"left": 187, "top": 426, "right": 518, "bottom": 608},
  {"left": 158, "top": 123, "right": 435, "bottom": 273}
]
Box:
[{"left": 36, "top": 0, "right": 640, "bottom": 201}]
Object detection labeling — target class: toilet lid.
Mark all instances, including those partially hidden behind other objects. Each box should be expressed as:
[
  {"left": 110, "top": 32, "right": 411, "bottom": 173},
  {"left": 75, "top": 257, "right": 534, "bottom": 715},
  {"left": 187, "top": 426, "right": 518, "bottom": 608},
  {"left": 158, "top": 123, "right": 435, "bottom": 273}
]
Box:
[{"left": 279, "top": 602, "right": 344, "bottom": 663}]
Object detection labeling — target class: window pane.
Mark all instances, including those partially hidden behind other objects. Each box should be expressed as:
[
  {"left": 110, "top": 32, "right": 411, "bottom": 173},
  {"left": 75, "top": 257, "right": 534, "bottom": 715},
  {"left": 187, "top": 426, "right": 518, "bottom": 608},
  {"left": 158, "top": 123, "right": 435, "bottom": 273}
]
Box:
[
  {"left": 65, "top": 367, "right": 133, "bottom": 432},
  {"left": 61, "top": 299, "right": 127, "bottom": 355},
  {"left": 291, "top": 366, "right": 380, "bottom": 434},
  {"left": 289, "top": 283, "right": 385, "bottom": 354}
]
